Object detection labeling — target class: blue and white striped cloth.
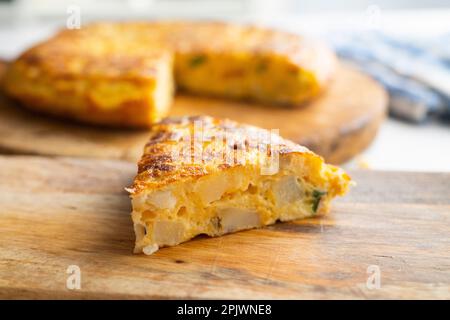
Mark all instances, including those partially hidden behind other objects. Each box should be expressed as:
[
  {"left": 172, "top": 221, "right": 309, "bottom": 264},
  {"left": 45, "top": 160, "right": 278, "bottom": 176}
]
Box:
[{"left": 327, "top": 32, "right": 450, "bottom": 123}]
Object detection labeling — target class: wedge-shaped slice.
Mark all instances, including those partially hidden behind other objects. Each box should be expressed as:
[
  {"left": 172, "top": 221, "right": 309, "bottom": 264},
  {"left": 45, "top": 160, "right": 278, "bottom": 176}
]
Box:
[{"left": 128, "top": 116, "right": 351, "bottom": 254}]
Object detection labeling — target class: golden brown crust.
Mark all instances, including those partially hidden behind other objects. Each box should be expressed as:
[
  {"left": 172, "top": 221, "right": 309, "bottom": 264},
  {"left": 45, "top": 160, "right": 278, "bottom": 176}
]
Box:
[
  {"left": 12, "top": 21, "right": 330, "bottom": 76},
  {"left": 3, "top": 21, "right": 336, "bottom": 127}
]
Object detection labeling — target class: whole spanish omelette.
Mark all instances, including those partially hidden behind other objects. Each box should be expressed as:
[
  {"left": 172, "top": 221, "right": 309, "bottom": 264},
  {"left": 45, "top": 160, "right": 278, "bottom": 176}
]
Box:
[{"left": 2, "top": 21, "right": 336, "bottom": 127}]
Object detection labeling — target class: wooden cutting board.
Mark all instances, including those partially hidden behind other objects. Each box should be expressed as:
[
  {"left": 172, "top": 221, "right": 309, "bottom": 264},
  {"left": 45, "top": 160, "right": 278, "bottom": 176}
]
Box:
[
  {"left": 0, "top": 61, "right": 387, "bottom": 164},
  {"left": 0, "top": 155, "right": 448, "bottom": 299}
]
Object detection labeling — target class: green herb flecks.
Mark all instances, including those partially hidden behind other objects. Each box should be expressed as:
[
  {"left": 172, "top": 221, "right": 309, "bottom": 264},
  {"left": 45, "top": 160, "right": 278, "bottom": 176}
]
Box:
[
  {"left": 312, "top": 189, "right": 327, "bottom": 213},
  {"left": 211, "top": 216, "right": 222, "bottom": 231},
  {"left": 256, "top": 61, "right": 268, "bottom": 73},
  {"left": 189, "top": 55, "right": 207, "bottom": 67}
]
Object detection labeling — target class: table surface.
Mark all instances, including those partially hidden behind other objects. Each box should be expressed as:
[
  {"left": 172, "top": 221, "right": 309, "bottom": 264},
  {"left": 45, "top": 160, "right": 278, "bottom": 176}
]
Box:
[{"left": 1, "top": 156, "right": 449, "bottom": 299}]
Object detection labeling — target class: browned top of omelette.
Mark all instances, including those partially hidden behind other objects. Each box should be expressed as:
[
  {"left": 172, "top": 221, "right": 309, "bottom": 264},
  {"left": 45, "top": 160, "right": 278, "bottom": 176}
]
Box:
[
  {"left": 130, "top": 116, "right": 350, "bottom": 196},
  {"left": 12, "top": 21, "right": 334, "bottom": 84}
]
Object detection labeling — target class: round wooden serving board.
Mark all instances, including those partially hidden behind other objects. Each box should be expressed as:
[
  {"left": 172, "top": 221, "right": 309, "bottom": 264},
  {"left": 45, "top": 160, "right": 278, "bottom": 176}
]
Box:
[{"left": 0, "top": 61, "right": 387, "bottom": 164}]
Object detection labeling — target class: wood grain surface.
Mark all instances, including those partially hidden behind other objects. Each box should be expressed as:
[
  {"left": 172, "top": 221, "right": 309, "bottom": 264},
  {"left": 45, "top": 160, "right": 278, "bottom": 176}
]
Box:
[
  {"left": 0, "top": 155, "right": 448, "bottom": 299},
  {"left": 0, "top": 61, "right": 387, "bottom": 164}
]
